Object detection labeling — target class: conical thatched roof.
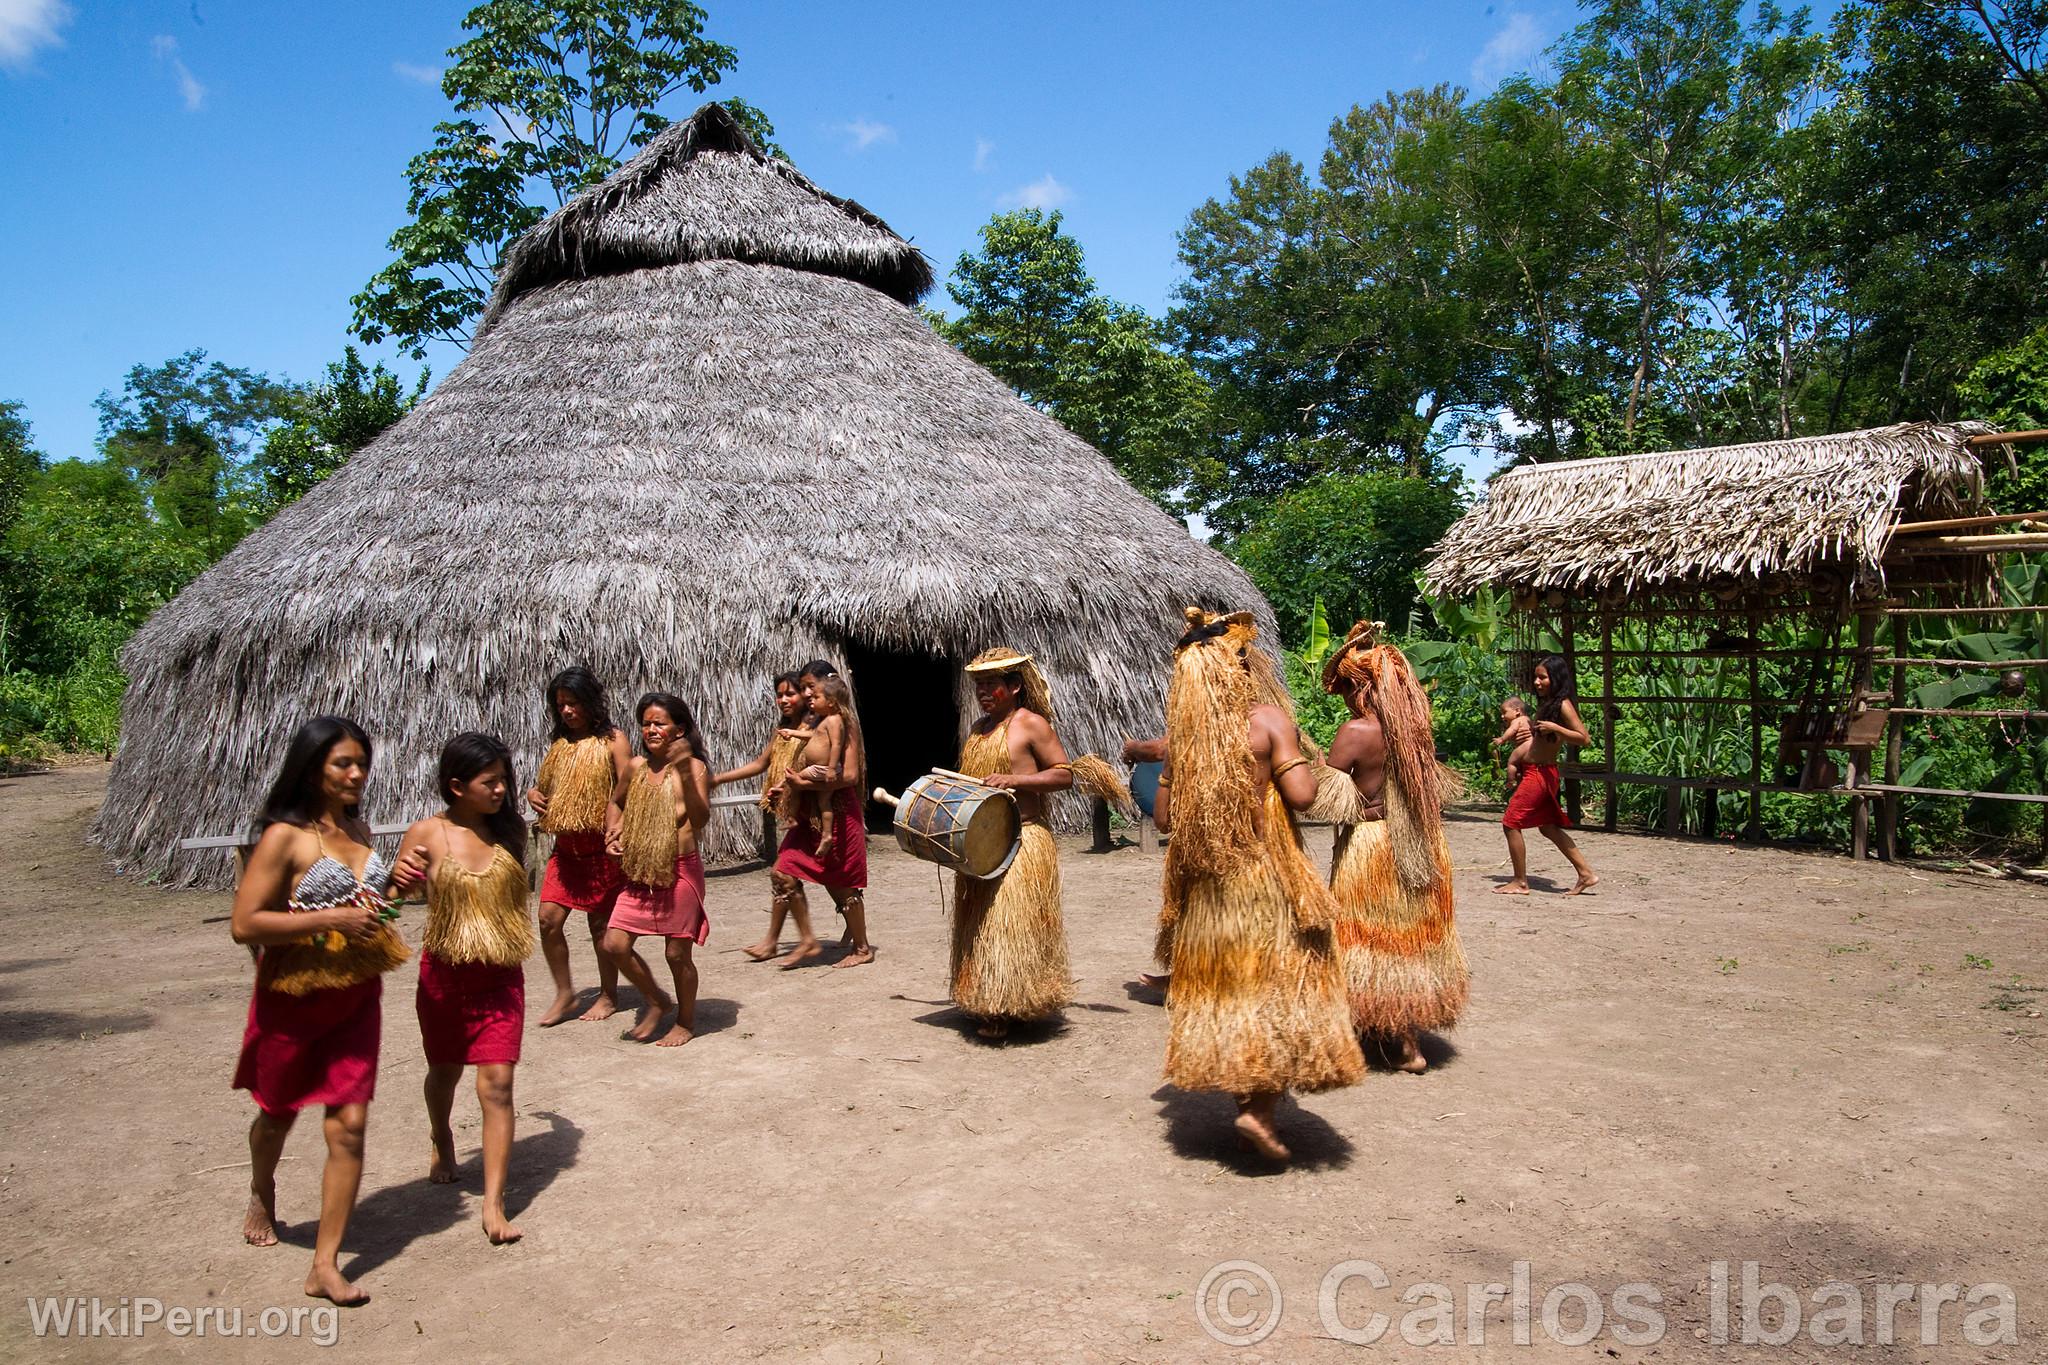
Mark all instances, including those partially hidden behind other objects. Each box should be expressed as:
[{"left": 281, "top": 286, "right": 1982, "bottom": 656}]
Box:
[
  {"left": 1423, "top": 421, "right": 1996, "bottom": 599},
  {"left": 96, "top": 103, "right": 1270, "bottom": 887}
]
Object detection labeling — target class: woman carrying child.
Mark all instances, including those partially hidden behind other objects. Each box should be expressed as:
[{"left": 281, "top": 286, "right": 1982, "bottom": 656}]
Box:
[
  {"left": 1496, "top": 655, "right": 1600, "bottom": 896},
  {"left": 230, "top": 716, "right": 416, "bottom": 1305},
  {"left": 603, "top": 693, "right": 714, "bottom": 1046},
  {"left": 390, "top": 733, "right": 534, "bottom": 1243},
  {"left": 767, "top": 668, "right": 873, "bottom": 969}
]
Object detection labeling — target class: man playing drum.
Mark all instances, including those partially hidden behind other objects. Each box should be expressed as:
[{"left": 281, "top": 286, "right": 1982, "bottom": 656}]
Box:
[{"left": 951, "top": 648, "right": 1133, "bottom": 1038}]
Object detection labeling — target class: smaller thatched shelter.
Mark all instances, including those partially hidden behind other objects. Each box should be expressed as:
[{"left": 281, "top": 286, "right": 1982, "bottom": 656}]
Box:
[
  {"left": 1423, "top": 421, "right": 2019, "bottom": 855},
  {"left": 1426, "top": 421, "right": 1996, "bottom": 602}
]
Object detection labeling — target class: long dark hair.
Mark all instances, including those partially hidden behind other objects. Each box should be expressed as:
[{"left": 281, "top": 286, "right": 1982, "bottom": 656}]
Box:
[
  {"left": 772, "top": 670, "right": 803, "bottom": 692},
  {"left": 637, "top": 692, "right": 709, "bottom": 770},
  {"left": 1535, "top": 654, "right": 1575, "bottom": 724},
  {"left": 544, "top": 666, "right": 615, "bottom": 741},
  {"left": 436, "top": 732, "right": 527, "bottom": 863},
  {"left": 798, "top": 658, "right": 839, "bottom": 681},
  {"left": 258, "top": 716, "right": 372, "bottom": 832}
]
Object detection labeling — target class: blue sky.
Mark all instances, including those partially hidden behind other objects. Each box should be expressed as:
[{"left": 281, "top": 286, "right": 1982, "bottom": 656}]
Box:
[{"left": 0, "top": 0, "right": 1782, "bottom": 465}]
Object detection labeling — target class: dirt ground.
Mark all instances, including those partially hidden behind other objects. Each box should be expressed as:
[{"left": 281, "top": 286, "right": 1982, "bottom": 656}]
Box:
[{"left": 0, "top": 762, "right": 2041, "bottom": 1362}]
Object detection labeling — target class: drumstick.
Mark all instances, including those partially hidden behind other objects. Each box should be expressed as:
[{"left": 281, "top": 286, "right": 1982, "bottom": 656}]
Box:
[{"left": 872, "top": 787, "right": 900, "bottom": 808}]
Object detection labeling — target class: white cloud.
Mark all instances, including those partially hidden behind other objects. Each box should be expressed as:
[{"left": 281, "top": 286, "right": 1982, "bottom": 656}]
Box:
[
  {"left": 0, "top": 0, "right": 72, "bottom": 70},
  {"left": 973, "top": 137, "right": 994, "bottom": 173},
  {"left": 151, "top": 33, "right": 205, "bottom": 110},
  {"left": 1471, "top": 12, "right": 1544, "bottom": 87},
  {"left": 392, "top": 60, "right": 443, "bottom": 87},
  {"left": 998, "top": 173, "right": 1072, "bottom": 212},
  {"left": 838, "top": 117, "right": 896, "bottom": 151}
]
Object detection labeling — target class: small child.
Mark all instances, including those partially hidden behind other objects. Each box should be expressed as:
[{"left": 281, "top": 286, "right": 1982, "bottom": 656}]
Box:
[{"left": 1491, "top": 696, "right": 1534, "bottom": 797}]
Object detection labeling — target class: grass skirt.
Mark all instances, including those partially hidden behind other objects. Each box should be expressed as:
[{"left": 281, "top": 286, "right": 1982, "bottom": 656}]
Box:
[
  {"left": 1162, "top": 792, "right": 1363, "bottom": 1095},
  {"left": 950, "top": 822, "right": 1071, "bottom": 1021},
  {"left": 1330, "top": 820, "right": 1469, "bottom": 1034}
]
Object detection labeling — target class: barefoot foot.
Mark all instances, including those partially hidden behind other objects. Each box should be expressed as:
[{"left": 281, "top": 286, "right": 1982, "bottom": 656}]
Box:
[
  {"left": 625, "top": 996, "right": 673, "bottom": 1043},
  {"left": 833, "top": 946, "right": 876, "bottom": 969},
  {"left": 482, "top": 1203, "right": 523, "bottom": 1244},
  {"left": 536, "top": 989, "right": 578, "bottom": 1027},
  {"left": 578, "top": 994, "right": 620, "bottom": 1022},
  {"left": 1233, "top": 1111, "right": 1291, "bottom": 1162},
  {"left": 975, "top": 1018, "right": 1010, "bottom": 1039},
  {"left": 741, "top": 941, "right": 778, "bottom": 962},
  {"left": 776, "top": 940, "right": 823, "bottom": 970},
  {"left": 1566, "top": 873, "right": 1600, "bottom": 896},
  {"left": 1136, "top": 971, "right": 1170, "bottom": 991},
  {"left": 304, "top": 1264, "right": 368, "bottom": 1306},
  {"left": 1492, "top": 881, "right": 1530, "bottom": 895},
  {"left": 1393, "top": 1037, "right": 1428, "bottom": 1074},
  {"left": 242, "top": 1188, "right": 278, "bottom": 1247},
  {"left": 655, "top": 1022, "right": 695, "bottom": 1048},
  {"left": 428, "top": 1132, "right": 458, "bottom": 1184}
]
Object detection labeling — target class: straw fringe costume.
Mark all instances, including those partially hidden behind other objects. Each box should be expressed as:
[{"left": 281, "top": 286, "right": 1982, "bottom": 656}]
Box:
[
  {"left": 536, "top": 735, "right": 625, "bottom": 913},
  {"left": 416, "top": 839, "right": 534, "bottom": 1066},
  {"left": 611, "top": 764, "right": 709, "bottom": 942},
  {"left": 1159, "top": 612, "right": 1363, "bottom": 1096},
  {"left": 949, "top": 710, "right": 1072, "bottom": 1023},
  {"left": 1322, "top": 623, "right": 1469, "bottom": 1035}
]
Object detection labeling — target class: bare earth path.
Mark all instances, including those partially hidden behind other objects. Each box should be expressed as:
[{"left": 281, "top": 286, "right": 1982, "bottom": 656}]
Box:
[{"left": 0, "top": 763, "right": 2040, "bottom": 1361}]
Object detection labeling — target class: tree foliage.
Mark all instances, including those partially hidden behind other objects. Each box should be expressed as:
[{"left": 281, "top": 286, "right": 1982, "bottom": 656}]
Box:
[
  {"left": 938, "top": 209, "right": 1208, "bottom": 511},
  {"left": 256, "top": 348, "right": 429, "bottom": 511},
  {"left": 351, "top": 0, "right": 776, "bottom": 357}
]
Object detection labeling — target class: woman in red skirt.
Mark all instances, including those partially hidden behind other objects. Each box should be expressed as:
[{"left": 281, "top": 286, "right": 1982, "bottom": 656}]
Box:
[
  {"left": 526, "top": 667, "right": 661, "bottom": 1027},
  {"left": 603, "top": 694, "right": 713, "bottom": 1046},
  {"left": 1497, "top": 655, "right": 1601, "bottom": 896},
  {"left": 231, "top": 715, "right": 418, "bottom": 1306},
  {"left": 769, "top": 670, "right": 873, "bottom": 969},
  {"left": 391, "top": 733, "right": 535, "bottom": 1243}
]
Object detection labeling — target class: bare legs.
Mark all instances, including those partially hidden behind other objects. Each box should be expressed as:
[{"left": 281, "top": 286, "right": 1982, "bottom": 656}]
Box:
[
  {"left": 655, "top": 940, "right": 698, "bottom": 1047},
  {"left": 830, "top": 889, "right": 874, "bottom": 968},
  {"left": 1233, "top": 1092, "right": 1289, "bottom": 1162},
  {"left": 536, "top": 900, "right": 577, "bottom": 1024},
  {"left": 422, "top": 1062, "right": 521, "bottom": 1242},
  {"left": 1495, "top": 825, "right": 1598, "bottom": 895},
  {"left": 744, "top": 887, "right": 790, "bottom": 961},
  {"left": 599, "top": 927, "right": 675, "bottom": 1040},
  {"left": 579, "top": 908, "right": 649, "bottom": 1020},
  {"left": 305, "top": 1104, "right": 368, "bottom": 1304},
  {"left": 771, "top": 873, "right": 823, "bottom": 969},
  {"left": 244, "top": 1109, "right": 292, "bottom": 1246}
]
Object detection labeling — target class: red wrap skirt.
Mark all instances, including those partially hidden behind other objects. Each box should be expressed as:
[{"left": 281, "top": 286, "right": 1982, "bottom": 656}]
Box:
[
  {"left": 233, "top": 972, "right": 381, "bottom": 1117},
  {"left": 540, "top": 829, "right": 624, "bottom": 913},
  {"left": 415, "top": 951, "right": 524, "bottom": 1066},
  {"left": 774, "top": 787, "right": 868, "bottom": 890},
  {"left": 1504, "top": 763, "right": 1571, "bottom": 830}
]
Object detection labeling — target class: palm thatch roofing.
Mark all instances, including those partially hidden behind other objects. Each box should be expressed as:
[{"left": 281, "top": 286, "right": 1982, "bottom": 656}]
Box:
[
  {"left": 1423, "top": 421, "right": 1997, "bottom": 600},
  {"left": 97, "top": 102, "right": 1270, "bottom": 888}
]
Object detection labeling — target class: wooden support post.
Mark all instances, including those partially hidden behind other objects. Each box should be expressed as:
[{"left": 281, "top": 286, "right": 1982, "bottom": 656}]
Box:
[
  {"left": 1850, "top": 609, "right": 1879, "bottom": 860},
  {"left": 1601, "top": 611, "right": 1618, "bottom": 833},
  {"left": 1090, "top": 797, "right": 1112, "bottom": 853},
  {"left": 1663, "top": 784, "right": 1684, "bottom": 836},
  {"left": 1882, "top": 614, "right": 1905, "bottom": 860},
  {"left": 1747, "top": 607, "right": 1764, "bottom": 841},
  {"left": 1563, "top": 601, "right": 1583, "bottom": 825}
]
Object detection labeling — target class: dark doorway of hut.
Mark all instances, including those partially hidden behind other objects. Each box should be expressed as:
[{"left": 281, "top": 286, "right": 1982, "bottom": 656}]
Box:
[{"left": 841, "top": 642, "right": 959, "bottom": 832}]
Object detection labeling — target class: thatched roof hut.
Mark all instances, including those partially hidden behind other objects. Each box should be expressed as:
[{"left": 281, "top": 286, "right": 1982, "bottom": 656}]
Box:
[
  {"left": 1424, "top": 421, "right": 1997, "bottom": 600},
  {"left": 97, "top": 103, "right": 1269, "bottom": 887}
]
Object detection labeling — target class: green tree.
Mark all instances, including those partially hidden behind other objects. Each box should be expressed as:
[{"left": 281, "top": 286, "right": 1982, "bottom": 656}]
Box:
[
  {"left": 94, "top": 351, "right": 292, "bottom": 556},
  {"left": 939, "top": 209, "right": 1207, "bottom": 510},
  {"left": 0, "top": 401, "right": 42, "bottom": 546},
  {"left": 256, "top": 348, "right": 430, "bottom": 512},
  {"left": 1959, "top": 326, "right": 2048, "bottom": 508},
  {"left": 1228, "top": 471, "right": 1464, "bottom": 643},
  {"left": 352, "top": 0, "right": 776, "bottom": 357}
]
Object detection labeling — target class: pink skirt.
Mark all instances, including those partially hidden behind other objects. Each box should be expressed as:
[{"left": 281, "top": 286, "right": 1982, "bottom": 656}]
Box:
[
  {"left": 609, "top": 853, "right": 709, "bottom": 942},
  {"left": 540, "top": 830, "right": 624, "bottom": 913},
  {"left": 774, "top": 787, "right": 868, "bottom": 890},
  {"left": 415, "top": 951, "right": 524, "bottom": 1066},
  {"left": 233, "top": 973, "right": 381, "bottom": 1117}
]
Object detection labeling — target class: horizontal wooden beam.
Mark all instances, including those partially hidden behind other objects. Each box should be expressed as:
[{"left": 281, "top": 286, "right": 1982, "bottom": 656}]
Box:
[
  {"left": 1887, "top": 532, "right": 2048, "bottom": 555},
  {"left": 177, "top": 793, "right": 767, "bottom": 852},
  {"left": 1883, "top": 604, "right": 2048, "bottom": 616},
  {"left": 1965, "top": 429, "right": 2048, "bottom": 448},
  {"left": 1877, "top": 656, "right": 2048, "bottom": 669},
  {"left": 1851, "top": 781, "right": 2048, "bottom": 804},
  {"left": 1891, "top": 509, "right": 2048, "bottom": 534},
  {"left": 1875, "top": 706, "right": 2048, "bottom": 720}
]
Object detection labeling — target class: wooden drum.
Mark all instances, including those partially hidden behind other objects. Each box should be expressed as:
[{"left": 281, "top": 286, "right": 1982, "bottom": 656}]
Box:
[{"left": 874, "top": 771, "right": 1022, "bottom": 880}]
